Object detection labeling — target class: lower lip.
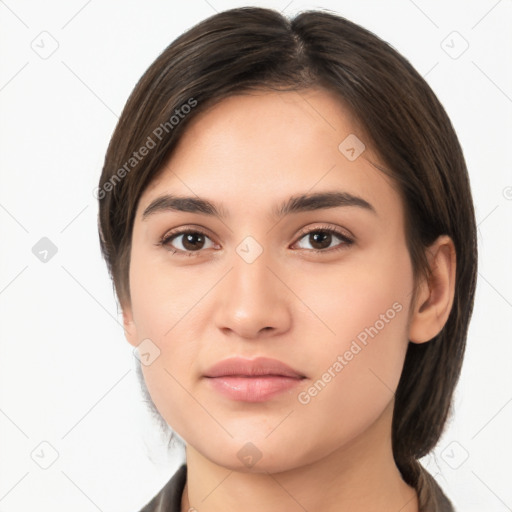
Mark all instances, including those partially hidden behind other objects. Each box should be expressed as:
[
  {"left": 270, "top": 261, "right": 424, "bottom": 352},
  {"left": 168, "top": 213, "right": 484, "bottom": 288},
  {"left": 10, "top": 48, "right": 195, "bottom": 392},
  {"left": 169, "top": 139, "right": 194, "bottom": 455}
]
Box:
[{"left": 205, "top": 376, "right": 304, "bottom": 402}]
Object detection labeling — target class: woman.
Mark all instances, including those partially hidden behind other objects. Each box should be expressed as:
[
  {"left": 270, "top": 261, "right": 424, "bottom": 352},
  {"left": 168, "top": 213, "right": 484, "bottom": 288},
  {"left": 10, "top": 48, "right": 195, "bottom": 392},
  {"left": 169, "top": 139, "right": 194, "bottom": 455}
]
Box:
[{"left": 97, "top": 7, "right": 477, "bottom": 511}]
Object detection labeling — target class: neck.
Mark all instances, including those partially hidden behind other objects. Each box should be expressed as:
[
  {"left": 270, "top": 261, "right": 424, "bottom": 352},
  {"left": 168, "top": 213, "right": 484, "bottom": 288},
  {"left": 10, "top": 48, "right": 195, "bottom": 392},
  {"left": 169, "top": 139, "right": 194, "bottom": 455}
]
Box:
[{"left": 181, "top": 403, "right": 418, "bottom": 512}]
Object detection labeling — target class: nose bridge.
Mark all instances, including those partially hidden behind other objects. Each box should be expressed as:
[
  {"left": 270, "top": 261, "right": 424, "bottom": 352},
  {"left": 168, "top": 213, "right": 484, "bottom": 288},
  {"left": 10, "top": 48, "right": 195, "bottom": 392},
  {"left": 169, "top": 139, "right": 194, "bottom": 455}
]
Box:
[
  {"left": 229, "top": 236, "right": 275, "bottom": 306},
  {"left": 213, "top": 234, "right": 290, "bottom": 337}
]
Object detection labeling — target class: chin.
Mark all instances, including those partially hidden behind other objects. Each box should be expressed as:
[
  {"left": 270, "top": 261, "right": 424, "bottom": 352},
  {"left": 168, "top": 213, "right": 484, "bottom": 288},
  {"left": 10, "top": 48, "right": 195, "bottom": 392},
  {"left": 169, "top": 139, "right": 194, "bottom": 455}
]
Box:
[
  {"left": 212, "top": 451, "right": 303, "bottom": 475},
  {"left": 187, "top": 431, "right": 312, "bottom": 475}
]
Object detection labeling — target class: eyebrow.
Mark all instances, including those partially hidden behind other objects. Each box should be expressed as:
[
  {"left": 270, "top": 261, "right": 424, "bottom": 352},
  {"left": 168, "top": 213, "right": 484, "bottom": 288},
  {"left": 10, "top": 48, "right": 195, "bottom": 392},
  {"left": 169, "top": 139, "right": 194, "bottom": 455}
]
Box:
[{"left": 141, "top": 191, "right": 376, "bottom": 221}]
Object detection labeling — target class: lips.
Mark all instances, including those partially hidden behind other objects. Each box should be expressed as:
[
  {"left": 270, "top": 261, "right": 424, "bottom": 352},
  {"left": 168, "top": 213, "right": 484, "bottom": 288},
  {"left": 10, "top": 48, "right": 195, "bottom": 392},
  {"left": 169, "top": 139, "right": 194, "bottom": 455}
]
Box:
[
  {"left": 204, "top": 356, "right": 305, "bottom": 379},
  {"left": 203, "top": 357, "right": 306, "bottom": 402}
]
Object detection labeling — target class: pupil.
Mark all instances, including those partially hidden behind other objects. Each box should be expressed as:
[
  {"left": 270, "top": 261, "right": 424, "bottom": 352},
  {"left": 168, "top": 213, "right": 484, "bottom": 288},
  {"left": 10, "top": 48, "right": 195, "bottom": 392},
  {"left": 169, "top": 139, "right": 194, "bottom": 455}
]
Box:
[
  {"left": 183, "top": 233, "right": 204, "bottom": 250},
  {"left": 311, "top": 232, "right": 330, "bottom": 249}
]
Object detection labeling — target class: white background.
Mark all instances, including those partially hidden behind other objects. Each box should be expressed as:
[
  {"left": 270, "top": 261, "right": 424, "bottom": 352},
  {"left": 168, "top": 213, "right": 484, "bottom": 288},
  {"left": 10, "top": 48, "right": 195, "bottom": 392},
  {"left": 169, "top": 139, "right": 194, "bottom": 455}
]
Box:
[{"left": 0, "top": 0, "right": 511, "bottom": 511}]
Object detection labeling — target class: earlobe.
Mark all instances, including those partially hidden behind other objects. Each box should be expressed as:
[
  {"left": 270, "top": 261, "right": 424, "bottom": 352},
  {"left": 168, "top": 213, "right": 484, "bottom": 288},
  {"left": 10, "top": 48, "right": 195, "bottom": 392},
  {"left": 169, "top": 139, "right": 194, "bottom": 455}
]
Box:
[
  {"left": 122, "top": 304, "right": 139, "bottom": 347},
  {"left": 408, "top": 235, "right": 456, "bottom": 344}
]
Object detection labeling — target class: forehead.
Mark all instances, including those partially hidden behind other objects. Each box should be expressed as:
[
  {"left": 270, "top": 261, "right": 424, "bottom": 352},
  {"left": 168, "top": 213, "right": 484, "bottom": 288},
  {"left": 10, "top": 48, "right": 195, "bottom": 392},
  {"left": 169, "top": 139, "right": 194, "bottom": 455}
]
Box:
[{"left": 137, "top": 88, "right": 400, "bottom": 221}]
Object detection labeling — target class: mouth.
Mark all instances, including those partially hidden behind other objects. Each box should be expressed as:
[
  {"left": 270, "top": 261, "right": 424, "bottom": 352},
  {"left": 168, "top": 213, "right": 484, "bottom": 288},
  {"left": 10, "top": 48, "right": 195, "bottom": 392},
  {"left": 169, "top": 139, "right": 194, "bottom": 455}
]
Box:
[{"left": 203, "top": 356, "right": 306, "bottom": 402}]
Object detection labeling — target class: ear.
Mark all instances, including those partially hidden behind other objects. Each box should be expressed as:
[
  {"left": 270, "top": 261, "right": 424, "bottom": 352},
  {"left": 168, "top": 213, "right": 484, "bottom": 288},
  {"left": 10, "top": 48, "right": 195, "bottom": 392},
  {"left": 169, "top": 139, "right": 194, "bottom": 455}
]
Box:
[
  {"left": 409, "top": 235, "right": 456, "bottom": 344},
  {"left": 121, "top": 302, "right": 139, "bottom": 348}
]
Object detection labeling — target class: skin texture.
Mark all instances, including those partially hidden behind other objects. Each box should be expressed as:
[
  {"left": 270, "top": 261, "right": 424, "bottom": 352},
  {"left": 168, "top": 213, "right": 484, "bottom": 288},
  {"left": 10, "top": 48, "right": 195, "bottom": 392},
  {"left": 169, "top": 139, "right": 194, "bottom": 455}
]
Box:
[{"left": 122, "top": 88, "right": 456, "bottom": 512}]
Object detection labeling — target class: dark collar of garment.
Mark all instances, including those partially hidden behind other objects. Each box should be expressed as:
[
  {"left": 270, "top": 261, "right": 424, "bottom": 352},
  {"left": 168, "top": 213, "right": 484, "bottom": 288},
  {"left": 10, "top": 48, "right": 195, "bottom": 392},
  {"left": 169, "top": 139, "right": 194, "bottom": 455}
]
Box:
[
  {"left": 139, "top": 464, "right": 187, "bottom": 512},
  {"left": 137, "top": 464, "right": 455, "bottom": 512}
]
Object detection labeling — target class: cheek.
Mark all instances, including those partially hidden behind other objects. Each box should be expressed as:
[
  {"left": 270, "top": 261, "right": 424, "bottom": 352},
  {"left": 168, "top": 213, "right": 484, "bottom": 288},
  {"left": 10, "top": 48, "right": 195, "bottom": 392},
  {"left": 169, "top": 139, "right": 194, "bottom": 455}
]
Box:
[
  {"left": 134, "top": 294, "right": 203, "bottom": 439},
  {"left": 291, "top": 247, "right": 412, "bottom": 432},
  {"left": 127, "top": 252, "right": 198, "bottom": 428},
  {"left": 297, "top": 241, "right": 413, "bottom": 353},
  {"left": 128, "top": 244, "right": 208, "bottom": 337},
  {"left": 290, "top": 292, "right": 410, "bottom": 461}
]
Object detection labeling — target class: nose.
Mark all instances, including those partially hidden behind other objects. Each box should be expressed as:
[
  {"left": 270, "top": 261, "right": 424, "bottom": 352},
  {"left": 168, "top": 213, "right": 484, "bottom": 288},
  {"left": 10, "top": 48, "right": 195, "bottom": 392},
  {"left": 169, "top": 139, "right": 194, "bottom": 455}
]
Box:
[{"left": 212, "top": 246, "right": 292, "bottom": 340}]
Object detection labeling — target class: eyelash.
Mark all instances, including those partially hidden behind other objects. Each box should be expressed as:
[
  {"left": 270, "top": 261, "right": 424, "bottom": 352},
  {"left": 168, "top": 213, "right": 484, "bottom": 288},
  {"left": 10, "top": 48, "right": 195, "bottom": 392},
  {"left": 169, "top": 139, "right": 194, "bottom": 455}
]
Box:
[{"left": 156, "top": 224, "right": 354, "bottom": 257}]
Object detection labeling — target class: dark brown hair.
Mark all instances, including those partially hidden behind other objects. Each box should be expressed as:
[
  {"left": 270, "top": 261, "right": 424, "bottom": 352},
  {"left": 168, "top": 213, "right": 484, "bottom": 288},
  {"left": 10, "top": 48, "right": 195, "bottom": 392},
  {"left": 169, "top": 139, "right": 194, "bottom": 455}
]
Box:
[{"left": 97, "top": 6, "right": 477, "bottom": 491}]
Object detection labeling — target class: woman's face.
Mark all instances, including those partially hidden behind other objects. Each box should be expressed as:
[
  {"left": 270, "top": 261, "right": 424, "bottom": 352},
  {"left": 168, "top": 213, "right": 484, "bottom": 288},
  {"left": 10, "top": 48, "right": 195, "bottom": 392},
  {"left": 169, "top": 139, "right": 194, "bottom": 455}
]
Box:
[{"left": 124, "top": 88, "right": 416, "bottom": 472}]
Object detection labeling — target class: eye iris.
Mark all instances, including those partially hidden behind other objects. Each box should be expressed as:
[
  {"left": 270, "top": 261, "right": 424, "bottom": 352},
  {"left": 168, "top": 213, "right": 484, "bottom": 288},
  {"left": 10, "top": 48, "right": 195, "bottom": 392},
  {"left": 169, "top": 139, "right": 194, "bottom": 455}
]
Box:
[
  {"left": 182, "top": 232, "right": 205, "bottom": 251},
  {"left": 310, "top": 231, "right": 331, "bottom": 249}
]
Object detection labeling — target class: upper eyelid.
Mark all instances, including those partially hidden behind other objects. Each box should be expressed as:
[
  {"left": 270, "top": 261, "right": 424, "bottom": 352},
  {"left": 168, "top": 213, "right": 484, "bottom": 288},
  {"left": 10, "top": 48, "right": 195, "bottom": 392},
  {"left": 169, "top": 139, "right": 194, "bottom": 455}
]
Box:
[
  {"left": 295, "top": 224, "right": 354, "bottom": 240},
  {"left": 161, "top": 225, "right": 216, "bottom": 243},
  {"left": 163, "top": 224, "right": 350, "bottom": 238}
]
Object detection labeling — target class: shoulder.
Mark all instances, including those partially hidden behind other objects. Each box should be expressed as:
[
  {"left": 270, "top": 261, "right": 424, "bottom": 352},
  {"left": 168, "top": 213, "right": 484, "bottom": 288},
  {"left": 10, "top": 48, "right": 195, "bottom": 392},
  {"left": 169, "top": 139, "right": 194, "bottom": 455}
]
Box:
[{"left": 137, "top": 464, "right": 187, "bottom": 512}]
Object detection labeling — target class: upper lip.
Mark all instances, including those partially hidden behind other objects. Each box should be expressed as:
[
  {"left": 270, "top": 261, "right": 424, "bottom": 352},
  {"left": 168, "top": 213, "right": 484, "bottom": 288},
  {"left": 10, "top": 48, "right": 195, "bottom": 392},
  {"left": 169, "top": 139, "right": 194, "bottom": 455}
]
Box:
[{"left": 204, "top": 357, "right": 305, "bottom": 379}]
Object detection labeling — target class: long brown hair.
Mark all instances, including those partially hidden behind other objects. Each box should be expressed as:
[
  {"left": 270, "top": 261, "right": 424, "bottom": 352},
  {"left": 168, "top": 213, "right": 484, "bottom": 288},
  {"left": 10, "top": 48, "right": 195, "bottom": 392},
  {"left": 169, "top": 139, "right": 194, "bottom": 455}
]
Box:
[{"left": 97, "top": 6, "right": 477, "bottom": 489}]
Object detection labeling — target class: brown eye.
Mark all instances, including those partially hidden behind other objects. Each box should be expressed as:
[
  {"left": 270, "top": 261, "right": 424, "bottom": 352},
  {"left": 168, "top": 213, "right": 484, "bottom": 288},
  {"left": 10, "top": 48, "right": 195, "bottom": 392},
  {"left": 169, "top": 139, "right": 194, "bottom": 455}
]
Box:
[
  {"left": 307, "top": 231, "right": 333, "bottom": 250},
  {"left": 160, "top": 230, "right": 215, "bottom": 255},
  {"left": 294, "top": 227, "right": 354, "bottom": 253}
]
